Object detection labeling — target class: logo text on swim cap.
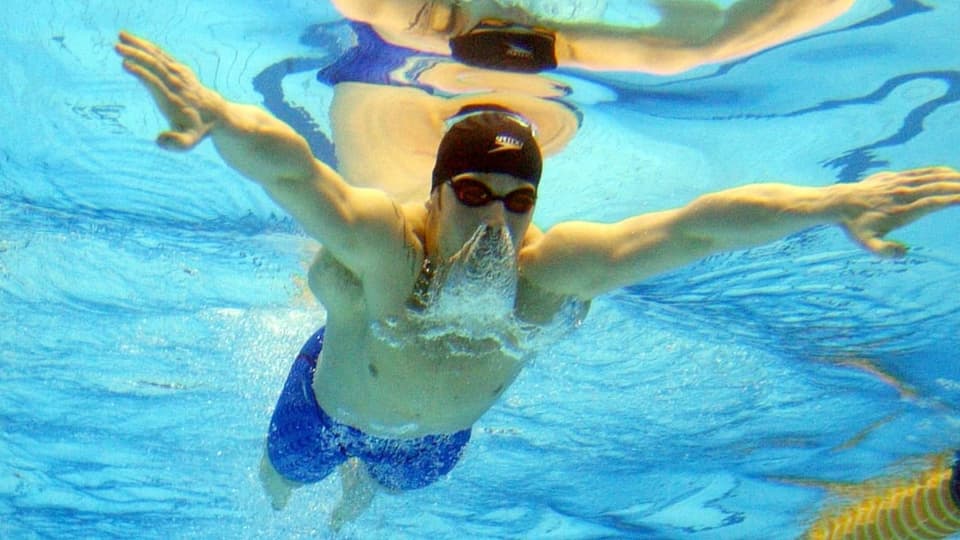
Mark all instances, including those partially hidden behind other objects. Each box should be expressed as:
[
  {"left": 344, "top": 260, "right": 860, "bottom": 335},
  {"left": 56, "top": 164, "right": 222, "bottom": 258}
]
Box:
[
  {"left": 490, "top": 134, "right": 524, "bottom": 154},
  {"left": 506, "top": 44, "right": 534, "bottom": 60}
]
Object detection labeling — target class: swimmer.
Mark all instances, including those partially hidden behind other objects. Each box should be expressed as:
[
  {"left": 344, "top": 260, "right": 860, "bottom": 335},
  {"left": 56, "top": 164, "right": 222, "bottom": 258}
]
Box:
[
  {"left": 115, "top": 31, "right": 960, "bottom": 528},
  {"left": 330, "top": 0, "right": 857, "bottom": 74}
]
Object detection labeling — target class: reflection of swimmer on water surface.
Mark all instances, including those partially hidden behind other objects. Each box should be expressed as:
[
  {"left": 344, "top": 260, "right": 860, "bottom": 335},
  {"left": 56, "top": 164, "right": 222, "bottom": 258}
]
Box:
[
  {"left": 317, "top": 21, "right": 572, "bottom": 97},
  {"left": 278, "top": 21, "right": 582, "bottom": 204},
  {"left": 327, "top": 83, "right": 578, "bottom": 204},
  {"left": 310, "top": 19, "right": 581, "bottom": 204},
  {"left": 330, "top": 0, "right": 858, "bottom": 74},
  {"left": 116, "top": 28, "right": 960, "bottom": 531},
  {"left": 246, "top": 19, "right": 579, "bottom": 186}
]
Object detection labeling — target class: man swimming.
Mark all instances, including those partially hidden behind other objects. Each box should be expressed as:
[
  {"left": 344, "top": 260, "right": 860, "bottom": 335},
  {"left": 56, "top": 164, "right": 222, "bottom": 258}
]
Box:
[{"left": 115, "top": 31, "right": 960, "bottom": 527}]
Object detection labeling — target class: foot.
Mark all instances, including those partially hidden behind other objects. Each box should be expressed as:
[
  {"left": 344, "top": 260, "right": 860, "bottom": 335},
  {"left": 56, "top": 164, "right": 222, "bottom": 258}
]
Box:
[
  {"left": 259, "top": 450, "right": 300, "bottom": 510},
  {"left": 330, "top": 459, "right": 378, "bottom": 531}
]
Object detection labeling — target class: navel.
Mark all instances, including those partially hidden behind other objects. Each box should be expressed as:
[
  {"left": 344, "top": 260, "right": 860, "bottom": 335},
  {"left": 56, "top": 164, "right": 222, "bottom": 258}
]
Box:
[{"left": 368, "top": 363, "right": 379, "bottom": 378}]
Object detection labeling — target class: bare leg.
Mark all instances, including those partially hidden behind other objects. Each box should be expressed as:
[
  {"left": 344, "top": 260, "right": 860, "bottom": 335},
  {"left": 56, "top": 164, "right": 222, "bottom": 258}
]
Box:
[
  {"left": 259, "top": 445, "right": 301, "bottom": 510},
  {"left": 330, "top": 458, "right": 378, "bottom": 531}
]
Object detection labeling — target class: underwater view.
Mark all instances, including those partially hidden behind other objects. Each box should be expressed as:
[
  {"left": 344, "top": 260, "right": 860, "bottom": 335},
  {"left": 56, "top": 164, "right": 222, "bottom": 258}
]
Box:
[{"left": 2, "top": 0, "right": 959, "bottom": 538}]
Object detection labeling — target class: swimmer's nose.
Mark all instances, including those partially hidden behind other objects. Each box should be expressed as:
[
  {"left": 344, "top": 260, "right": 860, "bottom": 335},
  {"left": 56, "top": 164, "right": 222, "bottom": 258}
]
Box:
[
  {"left": 480, "top": 200, "right": 508, "bottom": 227},
  {"left": 480, "top": 221, "right": 514, "bottom": 248}
]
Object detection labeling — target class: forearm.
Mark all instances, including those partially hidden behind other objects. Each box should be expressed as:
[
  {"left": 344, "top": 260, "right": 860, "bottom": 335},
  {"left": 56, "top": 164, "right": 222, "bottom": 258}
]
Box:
[
  {"left": 677, "top": 182, "right": 849, "bottom": 252},
  {"left": 207, "top": 99, "right": 321, "bottom": 187}
]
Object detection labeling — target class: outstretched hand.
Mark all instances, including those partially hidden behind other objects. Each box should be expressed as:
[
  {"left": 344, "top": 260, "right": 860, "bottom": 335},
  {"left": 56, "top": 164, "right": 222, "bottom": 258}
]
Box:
[
  {"left": 841, "top": 167, "right": 960, "bottom": 257},
  {"left": 115, "top": 31, "right": 220, "bottom": 151}
]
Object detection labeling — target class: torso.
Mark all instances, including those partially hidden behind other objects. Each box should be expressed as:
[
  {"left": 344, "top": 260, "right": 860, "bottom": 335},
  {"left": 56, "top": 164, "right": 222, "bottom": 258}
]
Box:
[{"left": 305, "top": 214, "right": 579, "bottom": 439}]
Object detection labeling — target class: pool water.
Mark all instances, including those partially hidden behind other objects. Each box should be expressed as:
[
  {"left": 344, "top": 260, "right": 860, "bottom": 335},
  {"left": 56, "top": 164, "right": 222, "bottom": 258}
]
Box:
[{"left": 1, "top": 0, "right": 959, "bottom": 538}]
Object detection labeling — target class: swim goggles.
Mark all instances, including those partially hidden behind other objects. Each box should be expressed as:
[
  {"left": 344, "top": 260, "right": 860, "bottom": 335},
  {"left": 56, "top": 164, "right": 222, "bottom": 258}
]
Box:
[{"left": 447, "top": 175, "right": 537, "bottom": 214}]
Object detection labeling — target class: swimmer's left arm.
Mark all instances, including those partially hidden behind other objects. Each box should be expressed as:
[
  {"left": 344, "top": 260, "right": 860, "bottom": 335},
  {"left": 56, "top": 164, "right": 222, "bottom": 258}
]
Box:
[{"left": 521, "top": 167, "right": 960, "bottom": 300}]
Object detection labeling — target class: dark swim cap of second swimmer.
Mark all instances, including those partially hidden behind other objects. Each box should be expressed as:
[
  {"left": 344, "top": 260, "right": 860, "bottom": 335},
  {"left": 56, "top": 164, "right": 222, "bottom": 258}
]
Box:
[{"left": 432, "top": 105, "right": 542, "bottom": 190}]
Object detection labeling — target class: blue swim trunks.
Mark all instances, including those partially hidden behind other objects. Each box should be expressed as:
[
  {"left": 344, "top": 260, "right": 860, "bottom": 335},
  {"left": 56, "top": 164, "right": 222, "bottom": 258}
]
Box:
[{"left": 266, "top": 328, "right": 471, "bottom": 490}]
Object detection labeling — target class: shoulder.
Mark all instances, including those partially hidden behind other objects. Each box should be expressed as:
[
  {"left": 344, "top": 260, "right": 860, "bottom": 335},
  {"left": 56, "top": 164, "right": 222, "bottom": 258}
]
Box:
[
  {"left": 518, "top": 220, "right": 606, "bottom": 271},
  {"left": 399, "top": 201, "right": 429, "bottom": 244},
  {"left": 518, "top": 219, "right": 621, "bottom": 300},
  {"left": 519, "top": 222, "right": 544, "bottom": 248}
]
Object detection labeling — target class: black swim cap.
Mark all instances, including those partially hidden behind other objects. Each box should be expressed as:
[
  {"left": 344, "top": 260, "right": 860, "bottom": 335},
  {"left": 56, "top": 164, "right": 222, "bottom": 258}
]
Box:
[
  {"left": 449, "top": 21, "right": 558, "bottom": 73},
  {"left": 432, "top": 106, "right": 542, "bottom": 191}
]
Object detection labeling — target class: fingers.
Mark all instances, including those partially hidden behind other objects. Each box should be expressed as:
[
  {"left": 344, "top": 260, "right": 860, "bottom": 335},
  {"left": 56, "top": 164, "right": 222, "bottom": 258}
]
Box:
[
  {"left": 115, "top": 31, "right": 162, "bottom": 72},
  {"left": 854, "top": 233, "right": 908, "bottom": 259},
  {"left": 115, "top": 31, "right": 194, "bottom": 96},
  {"left": 116, "top": 43, "right": 158, "bottom": 75},
  {"left": 116, "top": 37, "right": 173, "bottom": 99},
  {"left": 116, "top": 31, "right": 214, "bottom": 146},
  {"left": 869, "top": 167, "right": 960, "bottom": 188},
  {"left": 118, "top": 30, "right": 153, "bottom": 51},
  {"left": 903, "top": 194, "right": 960, "bottom": 215},
  {"left": 119, "top": 55, "right": 166, "bottom": 94},
  {"left": 119, "top": 56, "right": 185, "bottom": 122},
  {"left": 870, "top": 239, "right": 908, "bottom": 258},
  {"left": 116, "top": 30, "right": 177, "bottom": 67},
  {"left": 900, "top": 170, "right": 960, "bottom": 192},
  {"left": 899, "top": 166, "right": 959, "bottom": 180},
  {"left": 867, "top": 169, "right": 960, "bottom": 212},
  {"left": 845, "top": 185, "right": 959, "bottom": 259},
  {"left": 889, "top": 183, "right": 960, "bottom": 207}
]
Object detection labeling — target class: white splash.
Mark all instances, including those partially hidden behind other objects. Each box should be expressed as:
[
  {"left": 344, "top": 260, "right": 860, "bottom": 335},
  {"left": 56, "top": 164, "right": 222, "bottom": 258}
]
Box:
[{"left": 372, "top": 223, "right": 589, "bottom": 359}]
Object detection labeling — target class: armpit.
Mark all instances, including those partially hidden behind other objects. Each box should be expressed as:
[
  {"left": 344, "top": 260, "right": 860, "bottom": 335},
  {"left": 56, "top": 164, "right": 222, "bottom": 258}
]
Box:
[{"left": 308, "top": 247, "right": 364, "bottom": 307}]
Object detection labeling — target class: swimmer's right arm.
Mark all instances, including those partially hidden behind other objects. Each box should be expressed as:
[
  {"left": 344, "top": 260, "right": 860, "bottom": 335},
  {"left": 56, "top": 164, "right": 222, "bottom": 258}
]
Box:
[
  {"left": 556, "top": 0, "right": 856, "bottom": 74},
  {"left": 115, "top": 31, "right": 415, "bottom": 271}
]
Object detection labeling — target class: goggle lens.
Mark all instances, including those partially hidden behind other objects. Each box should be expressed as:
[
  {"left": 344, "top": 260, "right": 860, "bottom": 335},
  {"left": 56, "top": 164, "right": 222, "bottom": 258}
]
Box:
[{"left": 449, "top": 178, "right": 536, "bottom": 214}]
